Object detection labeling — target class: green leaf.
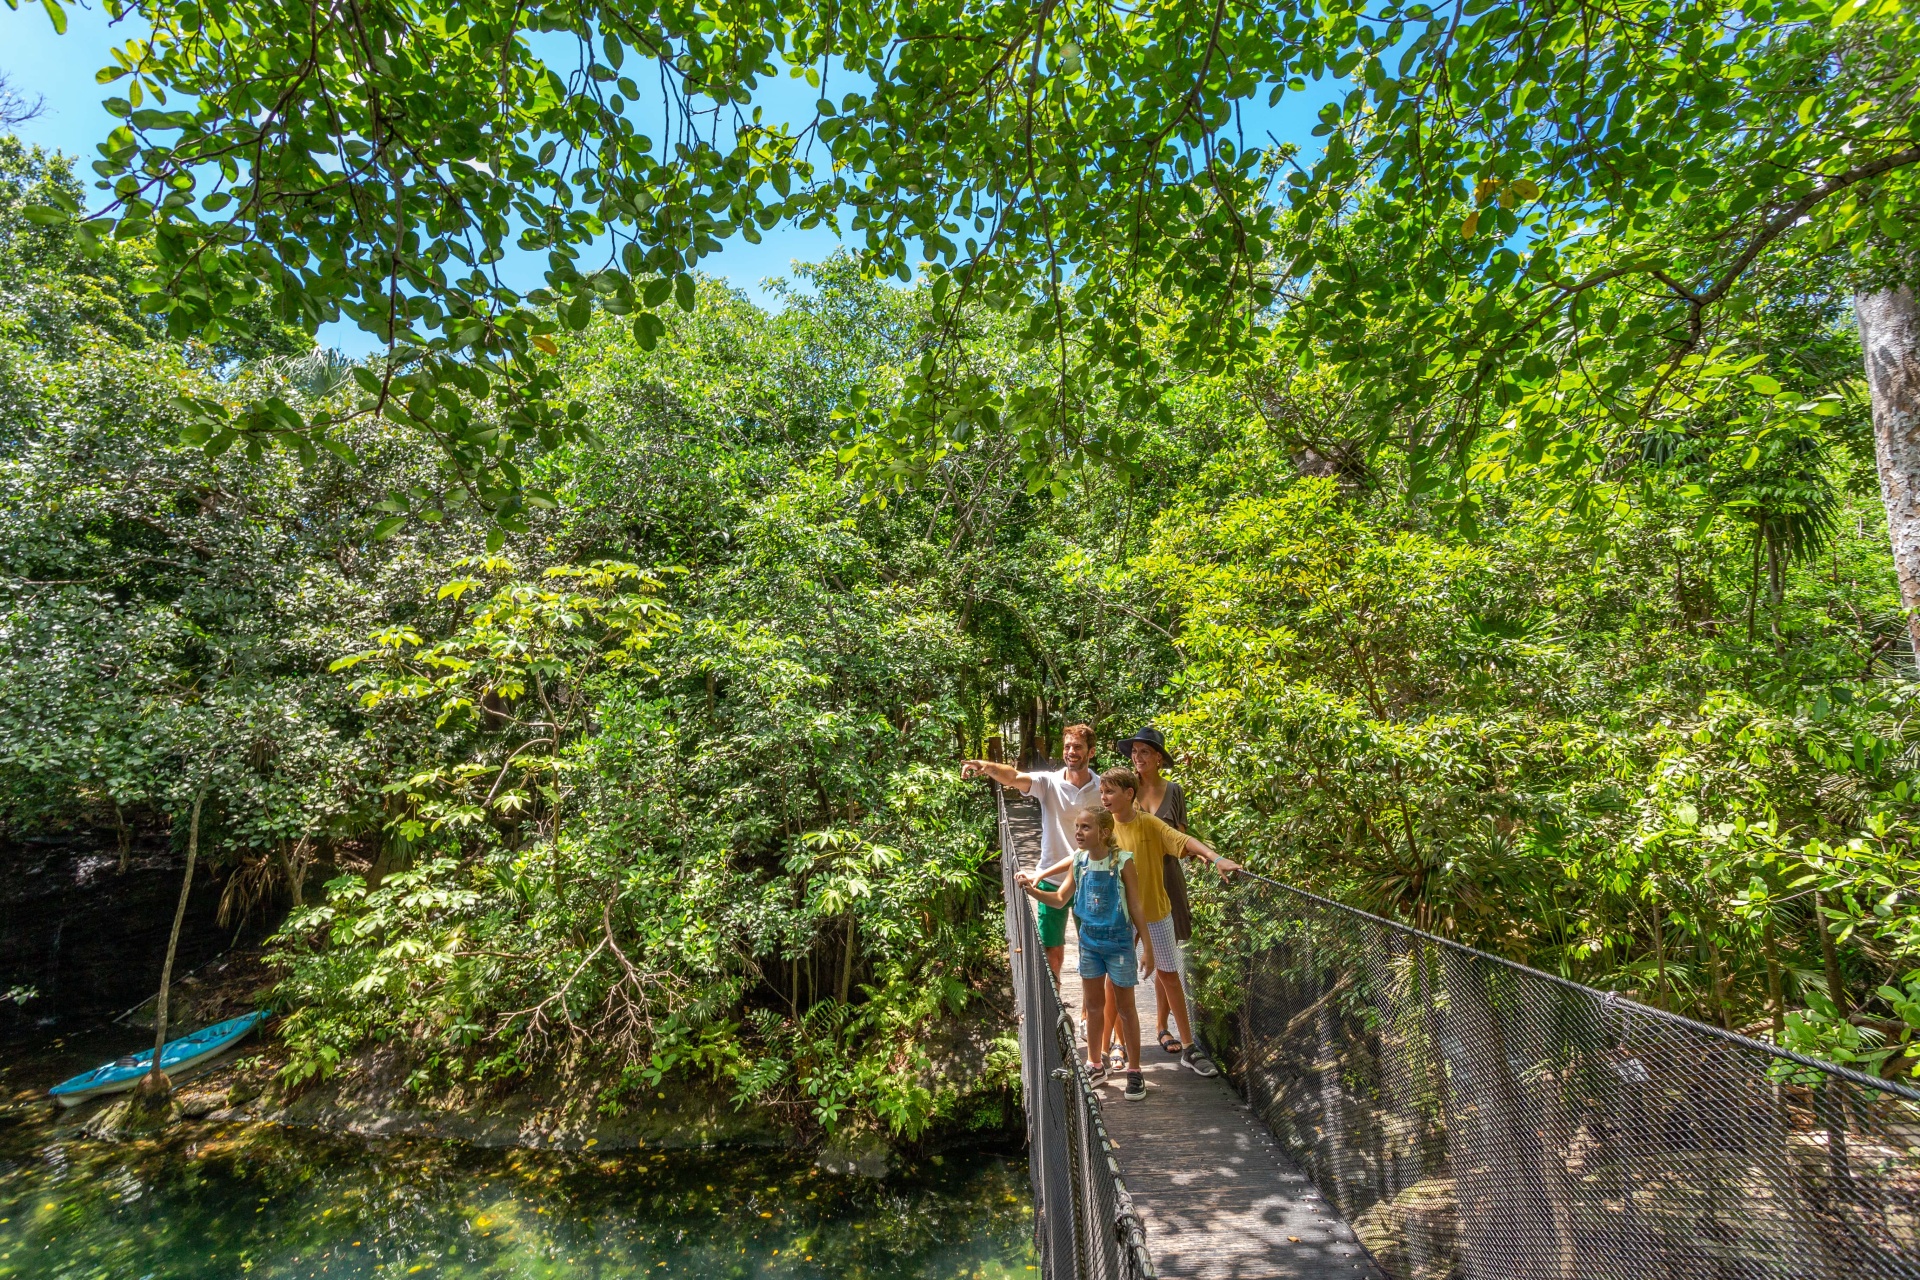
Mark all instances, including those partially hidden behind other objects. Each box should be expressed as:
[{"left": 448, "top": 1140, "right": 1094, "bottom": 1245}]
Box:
[
  {"left": 673, "top": 273, "right": 696, "bottom": 313},
  {"left": 39, "top": 0, "right": 67, "bottom": 35},
  {"left": 632, "top": 311, "right": 665, "bottom": 351},
  {"left": 373, "top": 515, "right": 407, "bottom": 540}
]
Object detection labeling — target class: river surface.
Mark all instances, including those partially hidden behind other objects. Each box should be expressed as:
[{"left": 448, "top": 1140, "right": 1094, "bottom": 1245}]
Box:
[{"left": 0, "top": 1029, "right": 1037, "bottom": 1280}]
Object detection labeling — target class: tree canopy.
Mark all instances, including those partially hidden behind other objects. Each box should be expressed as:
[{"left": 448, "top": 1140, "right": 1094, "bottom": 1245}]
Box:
[{"left": 8, "top": 0, "right": 1913, "bottom": 516}]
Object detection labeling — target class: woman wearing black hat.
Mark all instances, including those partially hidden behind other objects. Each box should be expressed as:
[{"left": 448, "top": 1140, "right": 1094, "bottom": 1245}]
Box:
[{"left": 1115, "top": 727, "right": 1199, "bottom": 1059}]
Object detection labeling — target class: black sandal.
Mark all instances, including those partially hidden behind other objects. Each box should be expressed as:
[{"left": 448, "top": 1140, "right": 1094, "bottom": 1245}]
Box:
[{"left": 1157, "top": 1029, "right": 1182, "bottom": 1055}]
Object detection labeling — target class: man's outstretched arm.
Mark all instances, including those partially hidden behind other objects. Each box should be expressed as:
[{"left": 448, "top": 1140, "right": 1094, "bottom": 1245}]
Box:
[{"left": 960, "top": 759, "right": 1035, "bottom": 794}]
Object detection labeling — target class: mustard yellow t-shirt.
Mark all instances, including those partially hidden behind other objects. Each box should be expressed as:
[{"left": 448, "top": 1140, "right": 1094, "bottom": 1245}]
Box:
[{"left": 1112, "top": 811, "right": 1185, "bottom": 924}]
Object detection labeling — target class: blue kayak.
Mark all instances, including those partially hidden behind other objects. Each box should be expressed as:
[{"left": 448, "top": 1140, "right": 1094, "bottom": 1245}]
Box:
[{"left": 49, "top": 1011, "right": 268, "bottom": 1107}]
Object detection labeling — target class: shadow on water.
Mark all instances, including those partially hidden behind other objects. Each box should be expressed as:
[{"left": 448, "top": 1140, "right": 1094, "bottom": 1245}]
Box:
[{"left": 0, "top": 1029, "right": 1038, "bottom": 1280}]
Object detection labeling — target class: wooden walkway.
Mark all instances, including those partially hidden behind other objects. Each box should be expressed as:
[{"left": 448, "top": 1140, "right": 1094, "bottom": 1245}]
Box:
[{"left": 1005, "top": 792, "right": 1382, "bottom": 1280}]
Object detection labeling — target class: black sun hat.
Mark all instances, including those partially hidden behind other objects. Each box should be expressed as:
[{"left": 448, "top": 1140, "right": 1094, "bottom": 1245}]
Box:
[{"left": 1113, "top": 726, "right": 1173, "bottom": 765}]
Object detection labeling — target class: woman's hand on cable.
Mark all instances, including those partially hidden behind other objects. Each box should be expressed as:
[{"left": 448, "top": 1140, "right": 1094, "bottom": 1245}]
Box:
[{"left": 1214, "top": 855, "right": 1242, "bottom": 881}]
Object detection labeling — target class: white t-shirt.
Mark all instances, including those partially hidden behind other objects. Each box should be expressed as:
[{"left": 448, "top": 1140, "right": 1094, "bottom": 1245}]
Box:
[{"left": 1029, "top": 768, "right": 1102, "bottom": 876}]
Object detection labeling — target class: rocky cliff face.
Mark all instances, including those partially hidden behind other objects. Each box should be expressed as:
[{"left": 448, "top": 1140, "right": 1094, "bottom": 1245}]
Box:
[{"left": 0, "top": 831, "right": 239, "bottom": 1029}]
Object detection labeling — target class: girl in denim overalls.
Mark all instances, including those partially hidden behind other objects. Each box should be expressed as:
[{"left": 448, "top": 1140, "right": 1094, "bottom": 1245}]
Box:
[{"left": 1017, "top": 807, "right": 1156, "bottom": 1099}]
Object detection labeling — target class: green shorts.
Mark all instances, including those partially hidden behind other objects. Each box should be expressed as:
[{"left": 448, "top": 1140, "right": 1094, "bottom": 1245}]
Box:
[{"left": 1035, "top": 882, "right": 1067, "bottom": 948}]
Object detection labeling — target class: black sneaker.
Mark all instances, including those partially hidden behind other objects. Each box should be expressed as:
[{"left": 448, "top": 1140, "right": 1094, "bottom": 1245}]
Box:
[
  {"left": 1086, "top": 1064, "right": 1108, "bottom": 1086},
  {"left": 1181, "top": 1047, "right": 1219, "bottom": 1078},
  {"left": 1124, "top": 1071, "right": 1146, "bottom": 1100}
]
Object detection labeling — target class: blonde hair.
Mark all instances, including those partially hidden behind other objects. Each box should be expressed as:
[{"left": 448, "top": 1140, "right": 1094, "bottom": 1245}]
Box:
[{"left": 1074, "top": 806, "right": 1115, "bottom": 843}]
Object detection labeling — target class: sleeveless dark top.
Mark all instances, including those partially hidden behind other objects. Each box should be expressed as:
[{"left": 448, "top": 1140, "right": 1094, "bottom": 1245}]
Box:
[{"left": 1155, "top": 781, "right": 1192, "bottom": 941}]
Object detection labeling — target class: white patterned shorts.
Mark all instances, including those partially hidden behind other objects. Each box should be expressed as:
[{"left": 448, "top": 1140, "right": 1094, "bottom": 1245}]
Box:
[{"left": 1142, "top": 915, "right": 1180, "bottom": 974}]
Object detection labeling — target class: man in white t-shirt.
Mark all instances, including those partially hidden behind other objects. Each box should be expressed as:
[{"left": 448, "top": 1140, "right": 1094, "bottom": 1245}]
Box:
[{"left": 962, "top": 723, "right": 1101, "bottom": 986}]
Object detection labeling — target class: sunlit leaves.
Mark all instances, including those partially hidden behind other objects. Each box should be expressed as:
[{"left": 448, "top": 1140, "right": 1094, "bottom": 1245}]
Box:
[
  {"left": 1272, "top": 0, "right": 1920, "bottom": 497},
  {"left": 15, "top": 0, "right": 1916, "bottom": 508},
  {"left": 40, "top": 0, "right": 818, "bottom": 514}
]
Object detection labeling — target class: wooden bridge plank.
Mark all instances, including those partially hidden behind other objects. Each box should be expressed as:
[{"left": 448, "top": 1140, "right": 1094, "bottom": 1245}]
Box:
[{"left": 1005, "top": 792, "right": 1383, "bottom": 1280}]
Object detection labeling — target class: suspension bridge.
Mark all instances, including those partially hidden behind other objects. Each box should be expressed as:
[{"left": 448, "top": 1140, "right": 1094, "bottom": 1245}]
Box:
[{"left": 994, "top": 785, "right": 1920, "bottom": 1280}]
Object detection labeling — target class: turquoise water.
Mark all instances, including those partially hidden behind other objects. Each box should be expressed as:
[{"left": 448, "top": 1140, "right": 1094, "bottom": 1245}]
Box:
[{"left": 0, "top": 1038, "right": 1037, "bottom": 1280}]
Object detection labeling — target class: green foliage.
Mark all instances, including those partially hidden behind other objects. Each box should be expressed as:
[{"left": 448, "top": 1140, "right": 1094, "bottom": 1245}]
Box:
[
  {"left": 0, "top": 143, "right": 425, "bottom": 858},
  {"left": 332, "top": 556, "right": 679, "bottom": 844},
  {"left": 244, "top": 267, "right": 1037, "bottom": 1137},
  {"left": 12, "top": 0, "right": 1918, "bottom": 512},
  {"left": 1281, "top": 0, "right": 1920, "bottom": 500},
  {"left": 1154, "top": 458, "right": 1920, "bottom": 1056},
  {"left": 12, "top": 52, "right": 1920, "bottom": 1126},
  {"left": 0, "top": 136, "right": 1043, "bottom": 1134}
]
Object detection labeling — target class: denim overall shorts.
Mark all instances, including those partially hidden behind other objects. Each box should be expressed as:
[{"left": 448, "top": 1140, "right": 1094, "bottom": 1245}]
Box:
[{"left": 1074, "top": 853, "right": 1138, "bottom": 986}]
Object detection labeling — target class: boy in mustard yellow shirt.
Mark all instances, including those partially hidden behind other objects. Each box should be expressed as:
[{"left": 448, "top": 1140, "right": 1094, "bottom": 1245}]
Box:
[{"left": 1100, "top": 766, "right": 1238, "bottom": 1078}]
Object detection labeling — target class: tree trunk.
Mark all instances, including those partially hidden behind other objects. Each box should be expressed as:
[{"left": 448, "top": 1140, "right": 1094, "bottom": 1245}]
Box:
[
  {"left": 1704, "top": 927, "right": 1732, "bottom": 1030},
  {"left": 1766, "top": 535, "right": 1784, "bottom": 649},
  {"left": 1763, "top": 917, "right": 1786, "bottom": 1041},
  {"left": 838, "top": 915, "right": 856, "bottom": 1006},
  {"left": 1856, "top": 286, "right": 1920, "bottom": 664},
  {"left": 283, "top": 836, "right": 311, "bottom": 908},
  {"left": 1813, "top": 888, "right": 1850, "bottom": 1014},
  {"left": 1649, "top": 889, "right": 1668, "bottom": 1010},
  {"left": 143, "top": 789, "right": 204, "bottom": 1099}
]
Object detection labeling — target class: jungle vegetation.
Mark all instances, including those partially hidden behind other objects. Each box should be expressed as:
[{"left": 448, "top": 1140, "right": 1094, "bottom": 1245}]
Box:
[{"left": 4, "top": 0, "right": 1920, "bottom": 1132}]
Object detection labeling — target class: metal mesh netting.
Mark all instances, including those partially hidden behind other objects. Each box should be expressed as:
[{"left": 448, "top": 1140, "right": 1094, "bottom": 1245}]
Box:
[
  {"left": 999, "top": 788, "right": 1155, "bottom": 1280},
  {"left": 1197, "top": 870, "right": 1920, "bottom": 1280}
]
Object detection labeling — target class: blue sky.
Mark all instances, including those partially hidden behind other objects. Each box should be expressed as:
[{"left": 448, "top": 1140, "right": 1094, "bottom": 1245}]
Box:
[{"left": 1, "top": 2, "right": 1342, "bottom": 354}]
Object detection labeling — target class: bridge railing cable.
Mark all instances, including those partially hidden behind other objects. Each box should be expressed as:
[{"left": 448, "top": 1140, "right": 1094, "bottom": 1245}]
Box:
[
  {"left": 998, "top": 785, "right": 1155, "bottom": 1280},
  {"left": 1199, "top": 866, "right": 1920, "bottom": 1280}
]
